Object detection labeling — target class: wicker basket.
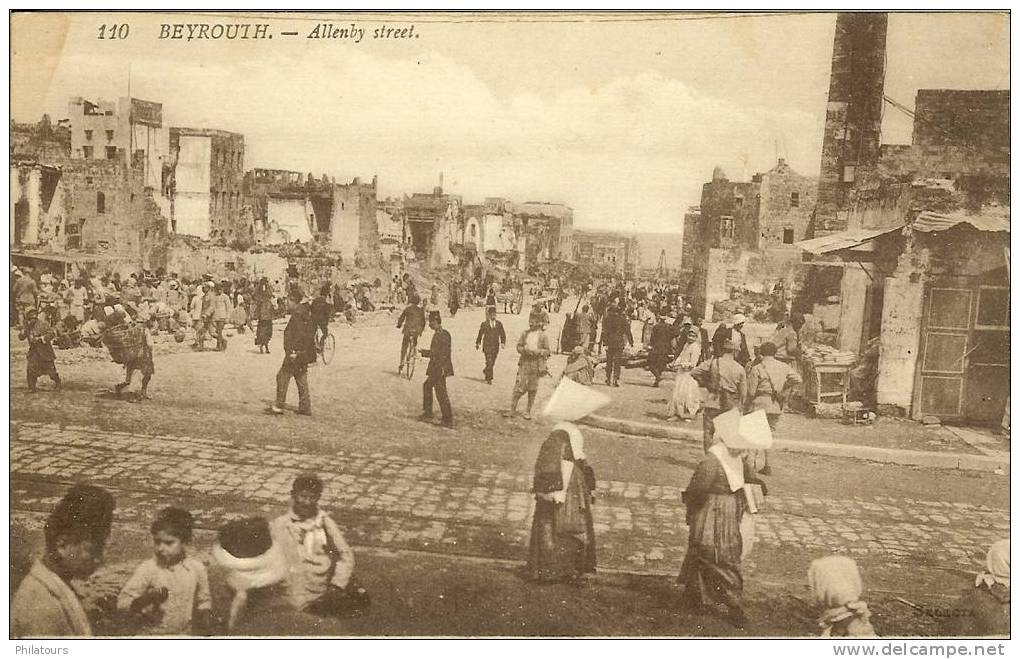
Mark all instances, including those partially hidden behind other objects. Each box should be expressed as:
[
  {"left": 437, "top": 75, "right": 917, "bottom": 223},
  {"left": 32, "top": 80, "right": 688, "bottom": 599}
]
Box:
[{"left": 102, "top": 325, "right": 146, "bottom": 364}]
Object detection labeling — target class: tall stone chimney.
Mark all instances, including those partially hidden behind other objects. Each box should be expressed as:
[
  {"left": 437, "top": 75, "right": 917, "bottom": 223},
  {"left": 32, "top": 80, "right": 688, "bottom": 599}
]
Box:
[{"left": 812, "top": 12, "right": 888, "bottom": 237}]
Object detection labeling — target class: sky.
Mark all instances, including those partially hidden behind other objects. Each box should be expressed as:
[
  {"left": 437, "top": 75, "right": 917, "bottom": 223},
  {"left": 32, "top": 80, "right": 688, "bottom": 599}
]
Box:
[{"left": 10, "top": 11, "right": 1010, "bottom": 234}]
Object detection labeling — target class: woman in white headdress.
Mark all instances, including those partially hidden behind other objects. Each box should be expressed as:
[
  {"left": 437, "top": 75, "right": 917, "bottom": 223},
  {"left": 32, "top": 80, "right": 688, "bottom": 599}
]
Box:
[
  {"left": 940, "top": 539, "right": 1009, "bottom": 636},
  {"left": 808, "top": 555, "right": 877, "bottom": 637},
  {"left": 526, "top": 380, "right": 609, "bottom": 582},
  {"left": 677, "top": 409, "right": 769, "bottom": 627},
  {"left": 526, "top": 423, "right": 596, "bottom": 582}
]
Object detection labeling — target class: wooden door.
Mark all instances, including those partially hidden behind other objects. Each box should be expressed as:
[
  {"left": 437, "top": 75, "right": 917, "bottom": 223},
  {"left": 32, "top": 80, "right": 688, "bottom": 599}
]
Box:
[
  {"left": 964, "top": 285, "right": 1010, "bottom": 424},
  {"left": 916, "top": 287, "right": 972, "bottom": 420}
]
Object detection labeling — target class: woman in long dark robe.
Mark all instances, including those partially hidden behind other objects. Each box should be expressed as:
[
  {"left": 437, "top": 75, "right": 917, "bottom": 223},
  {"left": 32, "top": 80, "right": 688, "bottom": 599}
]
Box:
[
  {"left": 527, "top": 423, "right": 596, "bottom": 583},
  {"left": 253, "top": 279, "right": 275, "bottom": 353},
  {"left": 678, "top": 439, "right": 767, "bottom": 627}
]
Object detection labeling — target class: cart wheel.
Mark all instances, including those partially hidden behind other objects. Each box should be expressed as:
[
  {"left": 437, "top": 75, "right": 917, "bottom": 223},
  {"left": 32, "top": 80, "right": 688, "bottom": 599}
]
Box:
[{"left": 320, "top": 333, "right": 336, "bottom": 365}]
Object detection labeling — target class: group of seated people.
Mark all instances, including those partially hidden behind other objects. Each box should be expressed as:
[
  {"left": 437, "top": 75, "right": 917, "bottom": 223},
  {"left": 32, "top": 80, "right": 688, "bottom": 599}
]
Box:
[{"left": 11, "top": 473, "right": 368, "bottom": 637}]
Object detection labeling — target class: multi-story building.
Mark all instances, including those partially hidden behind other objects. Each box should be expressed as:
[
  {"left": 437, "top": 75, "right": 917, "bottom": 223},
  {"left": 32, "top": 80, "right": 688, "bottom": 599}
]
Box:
[
  {"left": 68, "top": 96, "right": 167, "bottom": 192},
  {"left": 571, "top": 230, "right": 639, "bottom": 277},
  {"left": 167, "top": 127, "right": 246, "bottom": 243},
  {"left": 681, "top": 160, "right": 817, "bottom": 318}
]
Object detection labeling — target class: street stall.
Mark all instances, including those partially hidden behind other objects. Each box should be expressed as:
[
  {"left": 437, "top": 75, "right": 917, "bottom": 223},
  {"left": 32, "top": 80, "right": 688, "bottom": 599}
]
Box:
[{"left": 800, "top": 344, "right": 858, "bottom": 417}]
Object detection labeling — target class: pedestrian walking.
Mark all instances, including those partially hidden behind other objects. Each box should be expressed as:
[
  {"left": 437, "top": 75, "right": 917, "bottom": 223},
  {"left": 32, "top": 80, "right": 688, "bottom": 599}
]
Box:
[
  {"left": 20, "top": 307, "right": 61, "bottom": 393},
  {"left": 526, "top": 423, "right": 597, "bottom": 583},
  {"left": 677, "top": 416, "right": 768, "bottom": 628},
  {"left": 744, "top": 341, "right": 802, "bottom": 475},
  {"left": 475, "top": 306, "right": 506, "bottom": 384},
  {"left": 689, "top": 339, "right": 747, "bottom": 453},
  {"left": 212, "top": 283, "right": 232, "bottom": 351},
  {"left": 420, "top": 311, "right": 454, "bottom": 428},
  {"left": 13, "top": 267, "right": 39, "bottom": 327},
  {"left": 271, "top": 298, "right": 316, "bottom": 416},
  {"left": 600, "top": 303, "right": 633, "bottom": 387},
  {"left": 110, "top": 313, "right": 155, "bottom": 401},
  {"left": 254, "top": 278, "right": 274, "bottom": 354},
  {"left": 807, "top": 555, "right": 877, "bottom": 637},
  {"left": 509, "top": 316, "right": 550, "bottom": 419},
  {"left": 575, "top": 304, "right": 595, "bottom": 352},
  {"left": 646, "top": 314, "right": 674, "bottom": 387}
]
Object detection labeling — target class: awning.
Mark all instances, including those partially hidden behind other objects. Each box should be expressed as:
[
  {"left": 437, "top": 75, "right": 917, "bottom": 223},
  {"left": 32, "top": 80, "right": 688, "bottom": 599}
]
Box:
[
  {"left": 793, "top": 226, "right": 902, "bottom": 255},
  {"left": 912, "top": 209, "right": 1010, "bottom": 234}
]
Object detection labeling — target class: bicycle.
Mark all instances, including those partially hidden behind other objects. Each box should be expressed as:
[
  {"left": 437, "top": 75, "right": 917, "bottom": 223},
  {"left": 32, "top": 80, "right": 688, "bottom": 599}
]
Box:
[
  {"left": 399, "top": 333, "right": 419, "bottom": 379},
  {"left": 317, "top": 327, "right": 336, "bottom": 365}
]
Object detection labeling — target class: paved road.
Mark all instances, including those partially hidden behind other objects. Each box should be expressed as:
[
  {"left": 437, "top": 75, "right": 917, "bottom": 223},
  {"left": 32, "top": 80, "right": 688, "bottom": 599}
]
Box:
[{"left": 12, "top": 421, "right": 1007, "bottom": 573}]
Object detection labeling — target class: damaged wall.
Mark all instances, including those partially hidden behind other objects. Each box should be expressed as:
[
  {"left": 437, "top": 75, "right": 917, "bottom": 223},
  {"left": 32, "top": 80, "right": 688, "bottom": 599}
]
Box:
[
  {"left": 330, "top": 177, "right": 379, "bottom": 263},
  {"left": 164, "top": 242, "right": 288, "bottom": 283}
]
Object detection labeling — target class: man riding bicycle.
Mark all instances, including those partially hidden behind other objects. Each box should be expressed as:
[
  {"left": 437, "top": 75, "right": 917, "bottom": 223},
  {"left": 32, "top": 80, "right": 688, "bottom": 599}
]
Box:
[
  {"left": 310, "top": 284, "right": 333, "bottom": 351},
  {"left": 396, "top": 292, "right": 426, "bottom": 374}
]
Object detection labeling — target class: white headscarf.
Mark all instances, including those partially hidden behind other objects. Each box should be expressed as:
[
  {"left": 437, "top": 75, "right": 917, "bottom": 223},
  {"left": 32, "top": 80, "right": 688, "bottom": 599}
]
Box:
[
  {"left": 708, "top": 443, "right": 744, "bottom": 492},
  {"left": 808, "top": 555, "right": 872, "bottom": 637},
  {"left": 538, "top": 423, "right": 585, "bottom": 504},
  {"left": 976, "top": 539, "right": 1010, "bottom": 589},
  {"left": 553, "top": 421, "right": 585, "bottom": 460}
]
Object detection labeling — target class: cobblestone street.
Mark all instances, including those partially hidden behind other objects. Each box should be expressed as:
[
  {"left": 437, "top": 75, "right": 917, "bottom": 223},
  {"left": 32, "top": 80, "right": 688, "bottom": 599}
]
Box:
[{"left": 12, "top": 421, "right": 1008, "bottom": 572}]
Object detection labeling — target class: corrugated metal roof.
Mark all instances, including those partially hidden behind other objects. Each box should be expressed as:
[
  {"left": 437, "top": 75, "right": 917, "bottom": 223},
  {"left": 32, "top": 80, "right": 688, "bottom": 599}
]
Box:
[
  {"left": 912, "top": 209, "right": 1010, "bottom": 234},
  {"left": 793, "top": 226, "right": 902, "bottom": 255}
]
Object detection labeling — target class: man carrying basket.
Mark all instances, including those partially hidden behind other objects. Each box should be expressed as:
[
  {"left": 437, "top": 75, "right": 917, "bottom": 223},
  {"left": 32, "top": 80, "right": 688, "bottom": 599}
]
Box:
[{"left": 104, "top": 310, "right": 155, "bottom": 401}]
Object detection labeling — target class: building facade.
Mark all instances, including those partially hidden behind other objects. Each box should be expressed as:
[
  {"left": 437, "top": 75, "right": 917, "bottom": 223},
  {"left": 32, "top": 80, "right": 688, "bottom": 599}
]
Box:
[
  {"left": 68, "top": 96, "right": 168, "bottom": 193},
  {"left": 682, "top": 161, "right": 817, "bottom": 319},
  {"left": 167, "top": 127, "right": 246, "bottom": 243},
  {"left": 571, "top": 230, "right": 639, "bottom": 277},
  {"left": 792, "top": 12, "right": 1009, "bottom": 427}
]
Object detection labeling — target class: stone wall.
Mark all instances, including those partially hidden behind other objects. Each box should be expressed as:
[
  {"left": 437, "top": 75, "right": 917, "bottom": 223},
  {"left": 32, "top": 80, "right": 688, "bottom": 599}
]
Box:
[
  {"left": 813, "top": 13, "right": 888, "bottom": 236},
  {"left": 912, "top": 89, "right": 1009, "bottom": 150},
  {"left": 164, "top": 242, "right": 288, "bottom": 283},
  {"left": 330, "top": 178, "right": 379, "bottom": 264},
  {"left": 758, "top": 160, "right": 817, "bottom": 247}
]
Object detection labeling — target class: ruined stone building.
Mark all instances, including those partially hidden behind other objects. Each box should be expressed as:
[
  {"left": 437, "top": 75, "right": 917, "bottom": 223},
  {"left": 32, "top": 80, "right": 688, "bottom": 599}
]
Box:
[
  {"left": 404, "top": 184, "right": 462, "bottom": 269},
  {"left": 10, "top": 154, "right": 170, "bottom": 275},
  {"left": 166, "top": 127, "right": 246, "bottom": 243},
  {"left": 460, "top": 198, "right": 523, "bottom": 268},
  {"left": 11, "top": 116, "right": 71, "bottom": 163},
  {"left": 243, "top": 169, "right": 380, "bottom": 264},
  {"left": 244, "top": 168, "right": 319, "bottom": 244},
  {"left": 512, "top": 201, "right": 573, "bottom": 270},
  {"left": 793, "top": 12, "right": 1009, "bottom": 426},
  {"left": 681, "top": 160, "right": 818, "bottom": 319},
  {"left": 571, "top": 230, "right": 640, "bottom": 277},
  {"left": 68, "top": 96, "right": 167, "bottom": 193}
]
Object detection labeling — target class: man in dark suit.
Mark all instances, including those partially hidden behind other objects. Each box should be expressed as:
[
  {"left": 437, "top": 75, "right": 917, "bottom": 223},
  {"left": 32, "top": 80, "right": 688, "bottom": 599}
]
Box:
[
  {"left": 271, "top": 296, "right": 317, "bottom": 416},
  {"left": 600, "top": 303, "right": 633, "bottom": 387},
  {"left": 475, "top": 306, "right": 506, "bottom": 384},
  {"left": 420, "top": 310, "right": 454, "bottom": 428}
]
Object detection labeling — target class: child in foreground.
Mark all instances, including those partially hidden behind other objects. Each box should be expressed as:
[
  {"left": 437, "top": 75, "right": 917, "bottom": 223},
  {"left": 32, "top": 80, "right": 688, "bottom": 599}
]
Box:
[{"left": 118, "top": 507, "right": 211, "bottom": 635}]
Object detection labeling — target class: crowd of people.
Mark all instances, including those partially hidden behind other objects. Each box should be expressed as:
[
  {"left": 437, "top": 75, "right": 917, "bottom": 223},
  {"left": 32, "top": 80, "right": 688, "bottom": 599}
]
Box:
[{"left": 10, "top": 268, "right": 1009, "bottom": 638}]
